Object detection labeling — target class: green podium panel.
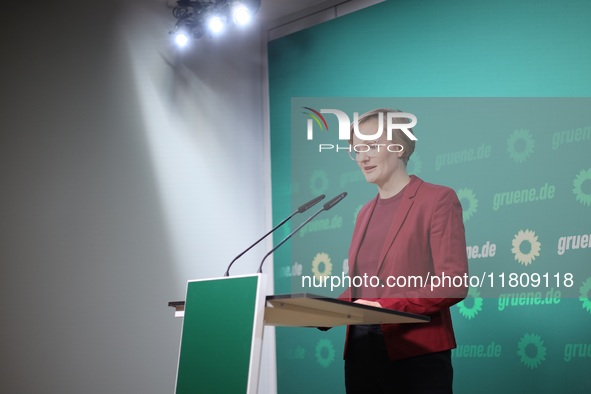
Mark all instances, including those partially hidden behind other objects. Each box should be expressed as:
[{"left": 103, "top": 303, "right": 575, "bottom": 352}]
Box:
[{"left": 175, "top": 274, "right": 267, "bottom": 394}]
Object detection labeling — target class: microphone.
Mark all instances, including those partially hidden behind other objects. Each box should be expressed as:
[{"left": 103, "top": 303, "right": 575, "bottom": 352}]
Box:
[
  {"left": 223, "top": 194, "right": 325, "bottom": 276},
  {"left": 257, "top": 192, "right": 348, "bottom": 274}
]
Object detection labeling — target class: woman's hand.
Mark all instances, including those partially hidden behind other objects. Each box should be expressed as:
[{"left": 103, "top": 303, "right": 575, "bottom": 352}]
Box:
[{"left": 353, "top": 299, "right": 382, "bottom": 308}]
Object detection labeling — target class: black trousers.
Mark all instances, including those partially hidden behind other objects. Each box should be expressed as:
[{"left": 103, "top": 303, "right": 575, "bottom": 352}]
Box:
[{"left": 345, "top": 325, "right": 453, "bottom": 394}]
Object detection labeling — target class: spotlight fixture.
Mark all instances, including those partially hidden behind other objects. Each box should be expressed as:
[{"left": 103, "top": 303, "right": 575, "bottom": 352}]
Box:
[
  {"left": 169, "top": 0, "right": 260, "bottom": 47},
  {"left": 174, "top": 31, "right": 190, "bottom": 47},
  {"left": 232, "top": 3, "right": 252, "bottom": 26},
  {"left": 207, "top": 14, "right": 225, "bottom": 34}
]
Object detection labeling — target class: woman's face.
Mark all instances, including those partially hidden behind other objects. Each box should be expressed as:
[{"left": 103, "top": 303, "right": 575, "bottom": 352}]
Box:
[{"left": 352, "top": 120, "right": 405, "bottom": 189}]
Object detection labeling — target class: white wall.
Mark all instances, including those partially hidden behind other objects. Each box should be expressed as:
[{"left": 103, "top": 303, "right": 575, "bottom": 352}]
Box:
[{"left": 0, "top": 0, "right": 274, "bottom": 392}]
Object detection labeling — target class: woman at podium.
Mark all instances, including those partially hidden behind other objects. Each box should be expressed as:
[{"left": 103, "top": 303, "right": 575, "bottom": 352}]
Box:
[{"left": 339, "top": 108, "right": 469, "bottom": 393}]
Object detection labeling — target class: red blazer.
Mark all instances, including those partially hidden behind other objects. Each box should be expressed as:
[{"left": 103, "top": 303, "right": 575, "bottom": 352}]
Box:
[{"left": 340, "top": 175, "right": 468, "bottom": 361}]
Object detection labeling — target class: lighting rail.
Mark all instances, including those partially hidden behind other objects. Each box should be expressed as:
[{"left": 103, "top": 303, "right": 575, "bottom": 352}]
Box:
[{"left": 169, "top": 0, "right": 261, "bottom": 47}]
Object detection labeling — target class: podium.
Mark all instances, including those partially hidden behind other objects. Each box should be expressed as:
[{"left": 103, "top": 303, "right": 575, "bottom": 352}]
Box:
[{"left": 170, "top": 274, "right": 429, "bottom": 394}]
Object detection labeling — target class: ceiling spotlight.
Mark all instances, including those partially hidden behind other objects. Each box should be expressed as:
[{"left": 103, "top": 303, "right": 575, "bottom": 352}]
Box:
[
  {"left": 232, "top": 4, "right": 252, "bottom": 26},
  {"left": 174, "top": 31, "right": 190, "bottom": 47},
  {"left": 207, "top": 15, "right": 225, "bottom": 34}
]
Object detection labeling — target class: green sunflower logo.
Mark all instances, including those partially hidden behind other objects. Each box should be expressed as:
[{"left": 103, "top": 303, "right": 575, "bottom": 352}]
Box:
[
  {"left": 573, "top": 168, "right": 591, "bottom": 207},
  {"left": 456, "top": 188, "right": 478, "bottom": 222},
  {"left": 457, "top": 287, "right": 483, "bottom": 320},
  {"left": 517, "top": 333, "right": 547, "bottom": 369},
  {"left": 315, "top": 338, "right": 336, "bottom": 368},
  {"left": 507, "top": 128, "right": 535, "bottom": 163}
]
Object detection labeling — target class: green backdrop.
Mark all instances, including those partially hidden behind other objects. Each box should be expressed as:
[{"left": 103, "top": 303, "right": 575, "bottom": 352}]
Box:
[{"left": 268, "top": 1, "right": 590, "bottom": 393}]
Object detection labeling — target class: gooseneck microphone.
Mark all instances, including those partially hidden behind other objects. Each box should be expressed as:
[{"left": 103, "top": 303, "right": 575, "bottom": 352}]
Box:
[
  {"left": 257, "top": 192, "right": 348, "bottom": 274},
  {"left": 223, "top": 194, "right": 325, "bottom": 276}
]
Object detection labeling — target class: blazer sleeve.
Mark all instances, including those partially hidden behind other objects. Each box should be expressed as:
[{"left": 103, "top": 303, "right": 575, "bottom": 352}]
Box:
[{"left": 378, "top": 188, "right": 469, "bottom": 315}]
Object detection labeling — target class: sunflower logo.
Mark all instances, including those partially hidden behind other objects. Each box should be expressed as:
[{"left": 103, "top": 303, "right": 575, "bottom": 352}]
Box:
[
  {"left": 407, "top": 153, "right": 422, "bottom": 175},
  {"left": 311, "top": 252, "right": 333, "bottom": 279},
  {"left": 315, "top": 338, "right": 336, "bottom": 368},
  {"left": 291, "top": 262, "right": 303, "bottom": 277},
  {"left": 580, "top": 276, "right": 591, "bottom": 314},
  {"left": 573, "top": 168, "right": 591, "bottom": 207},
  {"left": 507, "top": 128, "right": 535, "bottom": 163},
  {"left": 456, "top": 188, "right": 478, "bottom": 222},
  {"left": 309, "top": 170, "right": 329, "bottom": 195},
  {"left": 511, "top": 229, "right": 541, "bottom": 266},
  {"left": 457, "top": 287, "right": 483, "bottom": 320},
  {"left": 517, "top": 333, "right": 547, "bottom": 369}
]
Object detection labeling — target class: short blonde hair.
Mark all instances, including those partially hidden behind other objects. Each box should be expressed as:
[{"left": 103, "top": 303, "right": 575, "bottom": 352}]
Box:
[{"left": 349, "top": 108, "right": 416, "bottom": 165}]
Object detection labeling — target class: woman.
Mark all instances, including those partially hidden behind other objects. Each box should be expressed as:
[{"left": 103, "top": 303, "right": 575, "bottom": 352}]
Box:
[{"left": 340, "top": 108, "right": 468, "bottom": 393}]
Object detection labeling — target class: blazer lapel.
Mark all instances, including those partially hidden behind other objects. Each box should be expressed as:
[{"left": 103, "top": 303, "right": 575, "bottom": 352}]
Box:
[{"left": 375, "top": 175, "right": 423, "bottom": 275}]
